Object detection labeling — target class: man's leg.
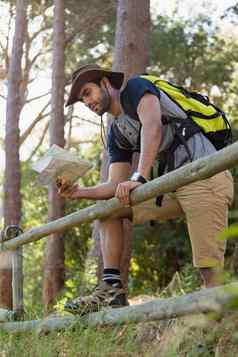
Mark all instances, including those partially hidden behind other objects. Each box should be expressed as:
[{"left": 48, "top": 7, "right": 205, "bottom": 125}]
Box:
[
  {"left": 64, "top": 208, "right": 132, "bottom": 315},
  {"left": 99, "top": 208, "right": 132, "bottom": 270},
  {"left": 98, "top": 194, "right": 184, "bottom": 290},
  {"left": 64, "top": 194, "right": 184, "bottom": 314},
  {"left": 99, "top": 194, "right": 184, "bottom": 271},
  {"left": 176, "top": 170, "right": 234, "bottom": 288}
]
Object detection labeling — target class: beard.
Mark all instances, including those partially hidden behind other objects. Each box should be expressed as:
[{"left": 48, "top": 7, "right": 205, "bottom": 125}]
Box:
[{"left": 98, "top": 88, "right": 111, "bottom": 115}]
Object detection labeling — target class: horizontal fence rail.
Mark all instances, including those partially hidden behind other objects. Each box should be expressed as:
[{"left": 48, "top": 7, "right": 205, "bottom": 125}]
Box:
[
  {"left": 0, "top": 282, "right": 238, "bottom": 333},
  {"left": 1, "top": 141, "right": 238, "bottom": 252}
]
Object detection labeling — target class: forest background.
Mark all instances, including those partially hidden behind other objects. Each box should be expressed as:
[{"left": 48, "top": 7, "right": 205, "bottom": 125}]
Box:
[{"left": 0, "top": 0, "right": 238, "bottom": 317}]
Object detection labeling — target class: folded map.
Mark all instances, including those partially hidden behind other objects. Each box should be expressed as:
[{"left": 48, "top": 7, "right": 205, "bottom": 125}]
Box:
[{"left": 32, "top": 144, "right": 93, "bottom": 186}]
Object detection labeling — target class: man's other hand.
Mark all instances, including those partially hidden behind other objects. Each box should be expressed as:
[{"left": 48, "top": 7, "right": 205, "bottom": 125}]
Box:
[
  {"left": 56, "top": 177, "right": 80, "bottom": 200},
  {"left": 115, "top": 181, "right": 142, "bottom": 206}
]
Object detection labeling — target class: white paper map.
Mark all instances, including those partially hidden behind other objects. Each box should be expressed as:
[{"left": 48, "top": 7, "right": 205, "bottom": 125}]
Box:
[{"left": 32, "top": 144, "right": 93, "bottom": 186}]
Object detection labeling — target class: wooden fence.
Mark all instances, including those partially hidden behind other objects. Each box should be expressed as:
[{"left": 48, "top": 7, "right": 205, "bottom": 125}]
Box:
[{"left": 1, "top": 141, "right": 238, "bottom": 333}]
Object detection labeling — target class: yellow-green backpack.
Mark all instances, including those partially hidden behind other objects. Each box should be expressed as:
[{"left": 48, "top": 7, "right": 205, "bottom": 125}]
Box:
[{"left": 141, "top": 74, "right": 232, "bottom": 150}]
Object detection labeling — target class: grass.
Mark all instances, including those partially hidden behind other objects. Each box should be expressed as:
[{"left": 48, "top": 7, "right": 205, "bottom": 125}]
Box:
[
  {"left": 1, "top": 267, "right": 238, "bottom": 357},
  {"left": 149, "top": 312, "right": 238, "bottom": 357},
  {"left": 0, "top": 321, "right": 141, "bottom": 357},
  {"left": 1, "top": 309, "right": 238, "bottom": 356}
]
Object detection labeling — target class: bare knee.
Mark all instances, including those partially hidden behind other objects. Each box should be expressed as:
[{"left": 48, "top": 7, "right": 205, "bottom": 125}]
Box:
[
  {"left": 98, "top": 207, "right": 133, "bottom": 236},
  {"left": 98, "top": 217, "right": 120, "bottom": 231}
]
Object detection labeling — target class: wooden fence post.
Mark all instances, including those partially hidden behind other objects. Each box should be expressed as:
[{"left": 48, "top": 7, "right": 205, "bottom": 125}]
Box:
[
  {"left": 12, "top": 246, "right": 23, "bottom": 318},
  {"left": 1, "top": 226, "right": 24, "bottom": 318}
]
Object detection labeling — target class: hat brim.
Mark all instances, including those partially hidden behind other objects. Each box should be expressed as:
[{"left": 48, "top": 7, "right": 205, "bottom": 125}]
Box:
[{"left": 66, "top": 69, "right": 124, "bottom": 107}]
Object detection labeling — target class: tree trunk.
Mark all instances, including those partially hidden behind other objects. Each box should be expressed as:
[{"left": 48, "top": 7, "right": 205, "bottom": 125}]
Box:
[
  {"left": 113, "top": 0, "right": 150, "bottom": 82},
  {"left": 112, "top": 0, "right": 150, "bottom": 286},
  {"left": 94, "top": 0, "right": 150, "bottom": 287},
  {"left": 3, "top": 0, "right": 27, "bottom": 310},
  {"left": 42, "top": 0, "right": 65, "bottom": 311}
]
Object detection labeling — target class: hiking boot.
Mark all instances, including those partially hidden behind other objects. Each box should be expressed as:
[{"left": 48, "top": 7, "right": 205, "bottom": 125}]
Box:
[{"left": 64, "top": 280, "right": 129, "bottom": 315}]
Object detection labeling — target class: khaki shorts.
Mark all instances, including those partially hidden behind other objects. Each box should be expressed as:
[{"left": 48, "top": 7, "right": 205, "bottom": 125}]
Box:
[{"left": 132, "top": 170, "right": 234, "bottom": 268}]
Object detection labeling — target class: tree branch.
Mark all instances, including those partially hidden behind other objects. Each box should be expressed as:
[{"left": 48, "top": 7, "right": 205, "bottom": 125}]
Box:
[
  {"left": 69, "top": 139, "right": 98, "bottom": 145},
  {"left": 0, "top": 39, "right": 6, "bottom": 53},
  {"left": 20, "top": 101, "right": 51, "bottom": 145},
  {"left": 0, "top": 94, "right": 6, "bottom": 101},
  {"left": 29, "top": 24, "right": 52, "bottom": 44},
  {"left": 65, "top": 3, "right": 114, "bottom": 46},
  {"left": 27, "top": 120, "right": 49, "bottom": 161},
  {"left": 27, "top": 50, "right": 44, "bottom": 71},
  {"left": 73, "top": 115, "right": 101, "bottom": 127},
  {"left": 26, "top": 91, "right": 51, "bottom": 104}
]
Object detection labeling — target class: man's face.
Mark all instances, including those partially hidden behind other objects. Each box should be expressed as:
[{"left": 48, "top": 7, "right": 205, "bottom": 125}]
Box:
[{"left": 78, "top": 82, "right": 110, "bottom": 115}]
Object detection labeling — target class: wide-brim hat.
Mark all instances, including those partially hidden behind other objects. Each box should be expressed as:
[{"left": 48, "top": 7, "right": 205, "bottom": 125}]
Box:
[{"left": 66, "top": 64, "right": 124, "bottom": 106}]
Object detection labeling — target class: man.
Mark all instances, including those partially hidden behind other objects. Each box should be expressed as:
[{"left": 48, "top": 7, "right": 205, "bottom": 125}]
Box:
[{"left": 58, "top": 64, "right": 234, "bottom": 315}]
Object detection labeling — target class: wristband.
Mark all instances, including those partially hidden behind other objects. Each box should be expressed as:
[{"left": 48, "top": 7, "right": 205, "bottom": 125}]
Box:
[{"left": 130, "top": 172, "right": 147, "bottom": 184}]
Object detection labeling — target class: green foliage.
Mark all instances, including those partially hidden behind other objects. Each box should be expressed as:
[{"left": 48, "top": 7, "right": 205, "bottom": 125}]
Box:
[
  {"left": 21, "top": 162, "right": 48, "bottom": 229},
  {"left": 64, "top": 0, "right": 116, "bottom": 76},
  {"left": 158, "top": 264, "right": 201, "bottom": 299},
  {"left": 130, "top": 219, "right": 192, "bottom": 295},
  {"left": 219, "top": 224, "right": 238, "bottom": 241},
  {"left": 27, "top": 0, "right": 52, "bottom": 20},
  {"left": 150, "top": 14, "right": 238, "bottom": 93},
  {"left": 223, "top": 3, "right": 238, "bottom": 24}
]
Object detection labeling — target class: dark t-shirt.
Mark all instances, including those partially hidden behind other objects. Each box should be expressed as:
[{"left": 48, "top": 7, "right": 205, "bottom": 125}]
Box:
[
  {"left": 108, "top": 77, "right": 161, "bottom": 164},
  {"left": 107, "top": 125, "right": 133, "bottom": 163},
  {"left": 107, "top": 76, "right": 216, "bottom": 169}
]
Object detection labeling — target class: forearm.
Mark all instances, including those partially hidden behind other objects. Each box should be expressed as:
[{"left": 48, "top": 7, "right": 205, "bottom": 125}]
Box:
[
  {"left": 137, "top": 123, "right": 161, "bottom": 179},
  {"left": 60, "top": 162, "right": 131, "bottom": 201},
  {"left": 136, "top": 93, "right": 163, "bottom": 180},
  {"left": 78, "top": 181, "right": 117, "bottom": 200}
]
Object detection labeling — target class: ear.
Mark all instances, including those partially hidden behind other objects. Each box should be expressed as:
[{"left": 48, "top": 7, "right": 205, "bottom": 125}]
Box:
[{"left": 100, "top": 77, "right": 110, "bottom": 90}]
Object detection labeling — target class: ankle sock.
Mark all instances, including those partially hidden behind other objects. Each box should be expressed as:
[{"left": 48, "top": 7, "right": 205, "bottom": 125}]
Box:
[{"left": 103, "top": 268, "right": 121, "bottom": 285}]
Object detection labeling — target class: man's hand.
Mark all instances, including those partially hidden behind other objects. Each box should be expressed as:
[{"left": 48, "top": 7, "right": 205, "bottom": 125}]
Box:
[
  {"left": 56, "top": 177, "right": 81, "bottom": 200},
  {"left": 115, "top": 181, "right": 142, "bottom": 206}
]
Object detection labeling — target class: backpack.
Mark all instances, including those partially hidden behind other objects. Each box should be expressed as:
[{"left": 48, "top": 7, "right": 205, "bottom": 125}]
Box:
[{"left": 141, "top": 74, "right": 232, "bottom": 151}]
